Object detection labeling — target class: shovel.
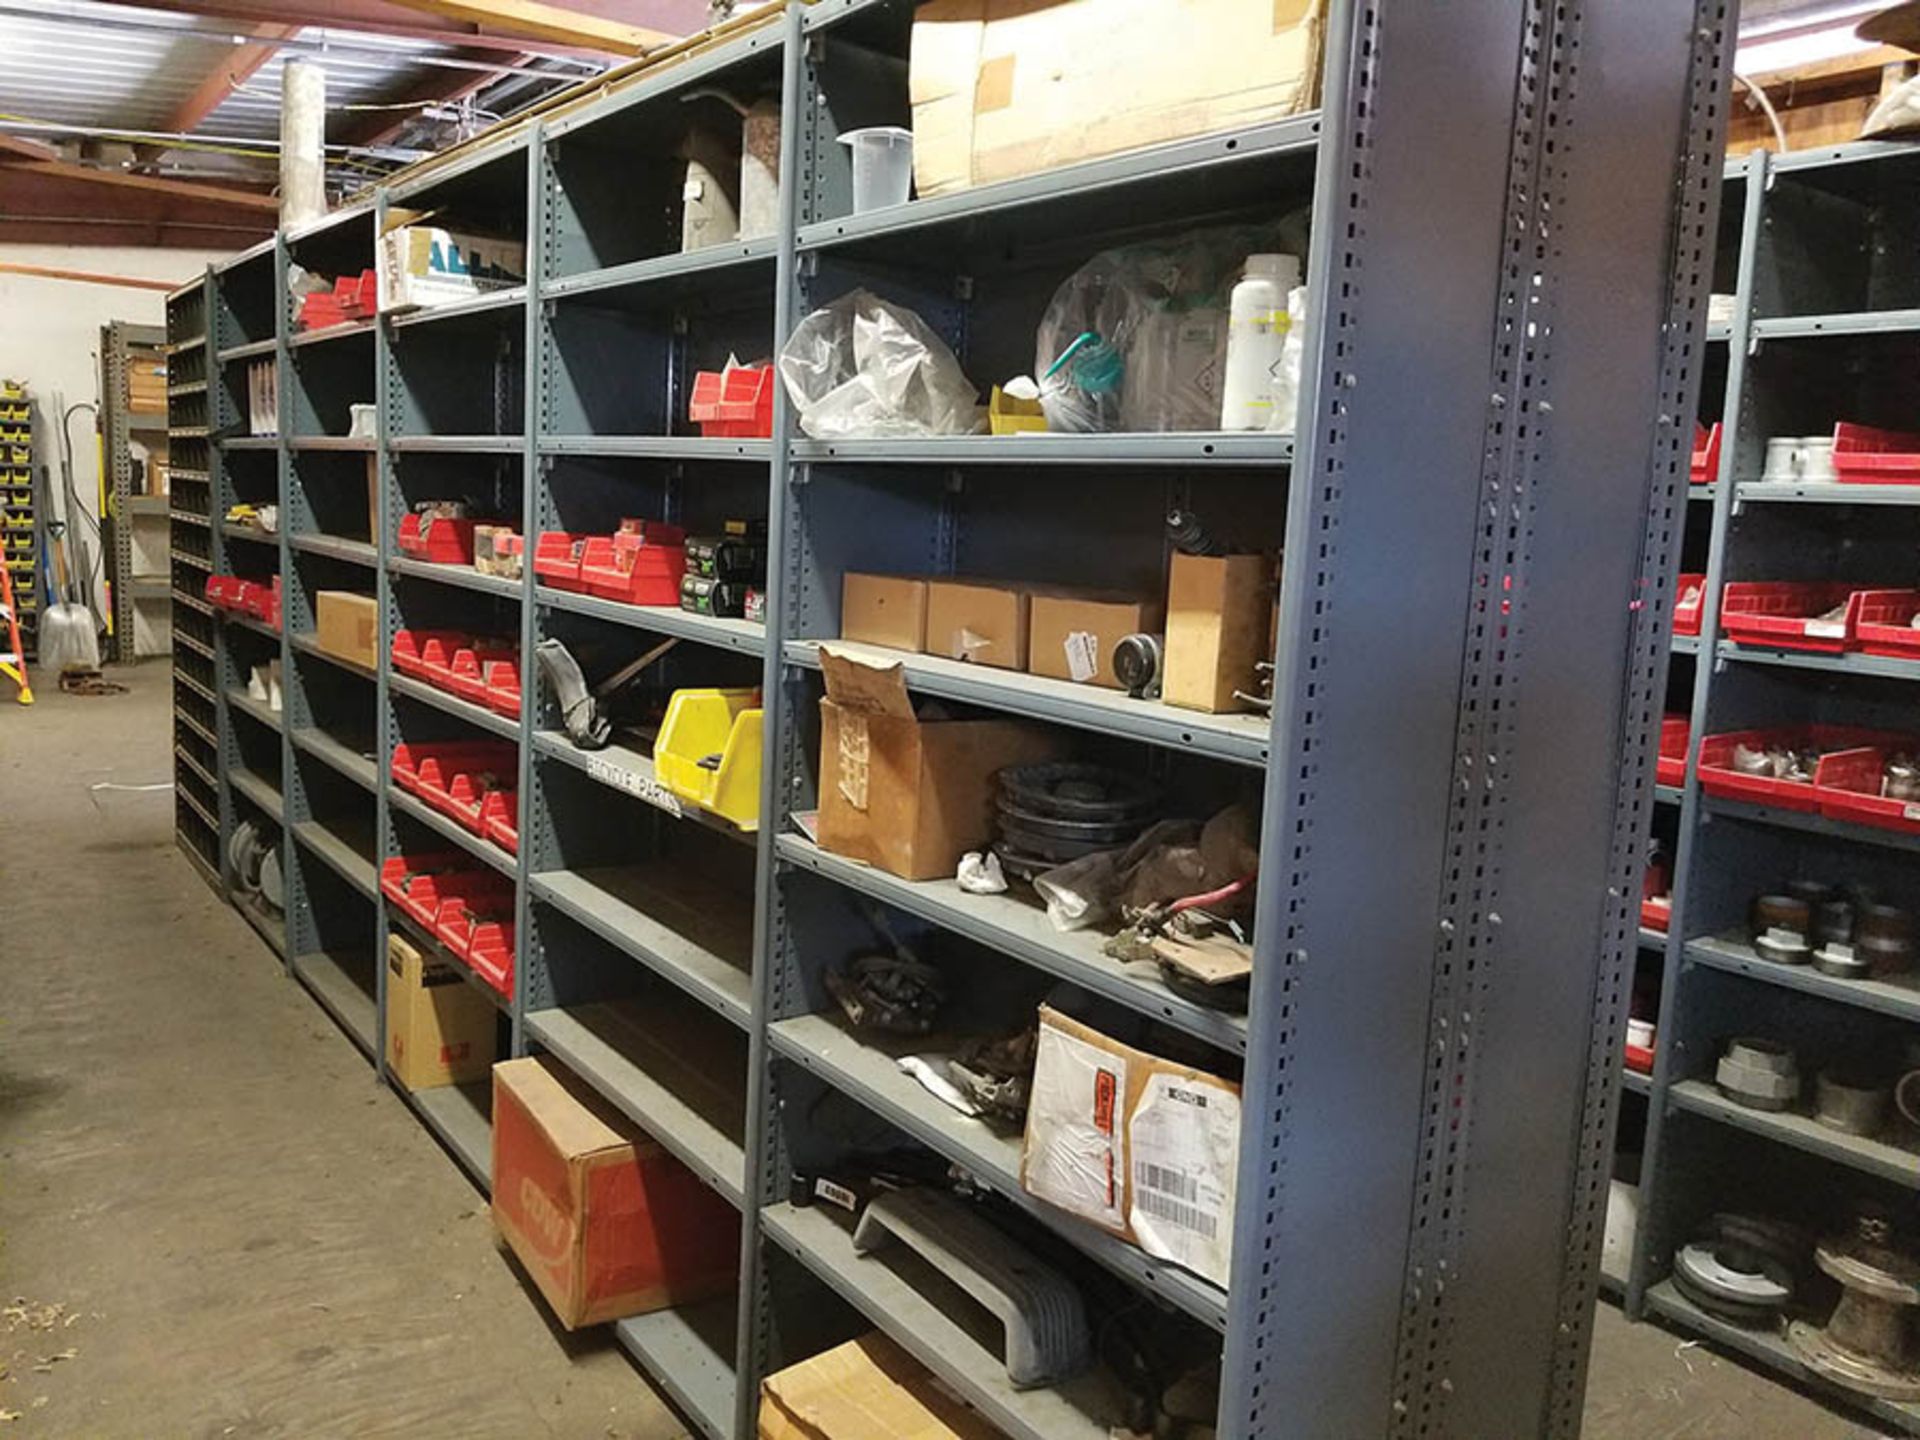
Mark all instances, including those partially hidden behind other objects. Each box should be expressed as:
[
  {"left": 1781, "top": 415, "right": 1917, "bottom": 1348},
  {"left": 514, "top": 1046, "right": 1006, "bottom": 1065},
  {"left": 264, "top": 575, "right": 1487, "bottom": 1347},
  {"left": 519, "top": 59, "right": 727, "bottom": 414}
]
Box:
[{"left": 39, "top": 463, "right": 98, "bottom": 673}]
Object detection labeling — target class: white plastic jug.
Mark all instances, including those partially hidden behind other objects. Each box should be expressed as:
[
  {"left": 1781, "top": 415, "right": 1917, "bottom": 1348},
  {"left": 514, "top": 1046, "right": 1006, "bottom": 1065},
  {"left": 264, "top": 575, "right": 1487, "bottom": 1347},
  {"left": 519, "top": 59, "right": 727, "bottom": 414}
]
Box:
[
  {"left": 840, "top": 127, "right": 913, "bottom": 213},
  {"left": 1220, "top": 253, "right": 1300, "bottom": 430}
]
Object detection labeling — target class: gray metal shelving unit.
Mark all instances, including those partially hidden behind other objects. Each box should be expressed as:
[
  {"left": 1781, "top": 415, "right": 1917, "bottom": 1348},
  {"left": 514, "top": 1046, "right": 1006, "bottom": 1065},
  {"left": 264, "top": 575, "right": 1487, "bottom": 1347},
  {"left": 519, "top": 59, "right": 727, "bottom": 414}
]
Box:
[
  {"left": 167, "top": 280, "right": 218, "bottom": 881},
  {"left": 1620, "top": 140, "right": 1920, "bottom": 1434},
  {"left": 166, "top": 3, "right": 1731, "bottom": 1435},
  {"left": 102, "top": 320, "right": 170, "bottom": 662}
]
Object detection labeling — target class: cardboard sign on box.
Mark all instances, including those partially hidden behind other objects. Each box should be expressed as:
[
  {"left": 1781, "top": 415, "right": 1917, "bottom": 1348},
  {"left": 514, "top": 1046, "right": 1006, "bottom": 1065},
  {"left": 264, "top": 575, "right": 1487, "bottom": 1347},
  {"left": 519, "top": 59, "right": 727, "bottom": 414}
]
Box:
[
  {"left": 315, "top": 591, "right": 378, "bottom": 670},
  {"left": 1022, "top": 1005, "right": 1241, "bottom": 1287},
  {"left": 1028, "top": 591, "right": 1161, "bottom": 689},
  {"left": 909, "top": 0, "right": 1324, "bottom": 197},
  {"left": 759, "top": 1332, "right": 1003, "bottom": 1440},
  {"left": 815, "top": 645, "right": 1057, "bottom": 880},
  {"left": 841, "top": 572, "right": 929, "bottom": 652},
  {"left": 491, "top": 1056, "right": 738, "bottom": 1329},
  {"left": 1164, "top": 552, "right": 1275, "bottom": 714},
  {"left": 925, "top": 578, "right": 1028, "bottom": 670},
  {"left": 379, "top": 222, "right": 526, "bottom": 312},
  {"left": 385, "top": 931, "right": 496, "bottom": 1091}
]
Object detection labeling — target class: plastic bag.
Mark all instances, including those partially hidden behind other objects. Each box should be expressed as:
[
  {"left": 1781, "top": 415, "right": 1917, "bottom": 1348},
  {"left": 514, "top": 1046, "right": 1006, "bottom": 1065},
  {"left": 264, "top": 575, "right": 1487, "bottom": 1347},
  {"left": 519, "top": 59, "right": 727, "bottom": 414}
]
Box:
[
  {"left": 1035, "top": 219, "right": 1307, "bottom": 433},
  {"left": 778, "top": 288, "right": 984, "bottom": 438}
]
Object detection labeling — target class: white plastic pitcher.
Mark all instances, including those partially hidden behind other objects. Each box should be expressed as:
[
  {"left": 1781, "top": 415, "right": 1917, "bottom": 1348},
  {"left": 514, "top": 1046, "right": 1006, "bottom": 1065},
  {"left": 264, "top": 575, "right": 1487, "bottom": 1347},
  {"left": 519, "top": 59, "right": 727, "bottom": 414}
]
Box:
[{"left": 839, "top": 127, "right": 913, "bottom": 212}]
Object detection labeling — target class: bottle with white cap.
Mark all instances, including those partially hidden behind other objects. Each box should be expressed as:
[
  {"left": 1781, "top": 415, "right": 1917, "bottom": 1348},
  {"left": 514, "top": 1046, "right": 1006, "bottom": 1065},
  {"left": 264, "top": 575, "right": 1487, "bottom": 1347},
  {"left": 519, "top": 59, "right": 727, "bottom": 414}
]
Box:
[{"left": 1219, "top": 252, "right": 1300, "bottom": 431}]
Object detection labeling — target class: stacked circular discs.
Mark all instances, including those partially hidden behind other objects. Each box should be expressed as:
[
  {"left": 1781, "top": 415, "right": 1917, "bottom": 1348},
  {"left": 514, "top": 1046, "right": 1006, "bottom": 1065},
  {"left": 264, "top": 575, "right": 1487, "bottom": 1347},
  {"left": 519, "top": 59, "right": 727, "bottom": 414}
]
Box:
[{"left": 992, "top": 762, "right": 1163, "bottom": 881}]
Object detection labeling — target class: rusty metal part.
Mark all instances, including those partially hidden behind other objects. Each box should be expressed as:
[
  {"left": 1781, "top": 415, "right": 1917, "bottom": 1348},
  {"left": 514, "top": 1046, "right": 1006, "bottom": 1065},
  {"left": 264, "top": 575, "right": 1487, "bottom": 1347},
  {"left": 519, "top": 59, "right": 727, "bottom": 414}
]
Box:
[{"left": 1789, "top": 1213, "right": 1920, "bottom": 1400}]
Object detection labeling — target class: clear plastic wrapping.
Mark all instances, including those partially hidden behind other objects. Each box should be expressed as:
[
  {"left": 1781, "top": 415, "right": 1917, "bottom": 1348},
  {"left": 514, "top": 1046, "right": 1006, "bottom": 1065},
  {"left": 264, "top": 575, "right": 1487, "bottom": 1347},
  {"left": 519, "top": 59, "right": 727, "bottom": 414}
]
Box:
[{"left": 777, "top": 288, "right": 984, "bottom": 439}]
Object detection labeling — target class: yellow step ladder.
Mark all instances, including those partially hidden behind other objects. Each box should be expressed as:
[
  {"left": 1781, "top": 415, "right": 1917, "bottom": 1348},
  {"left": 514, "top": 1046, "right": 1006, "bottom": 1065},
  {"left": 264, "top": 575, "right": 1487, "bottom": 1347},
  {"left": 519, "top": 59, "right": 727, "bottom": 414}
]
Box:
[{"left": 0, "top": 559, "right": 31, "bottom": 704}]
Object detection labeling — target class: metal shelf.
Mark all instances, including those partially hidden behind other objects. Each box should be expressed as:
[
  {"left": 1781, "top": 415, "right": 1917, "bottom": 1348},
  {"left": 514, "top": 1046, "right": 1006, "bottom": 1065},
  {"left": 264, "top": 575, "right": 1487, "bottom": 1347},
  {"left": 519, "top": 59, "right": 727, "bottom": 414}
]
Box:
[
  {"left": 174, "top": 744, "right": 216, "bottom": 791},
  {"left": 1643, "top": 1280, "right": 1920, "bottom": 1432},
  {"left": 388, "top": 788, "right": 516, "bottom": 877},
  {"left": 523, "top": 1003, "right": 747, "bottom": 1207},
  {"left": 290, "top": 629, "right": 375, "bottom": 680},
  {"left": 532, "top": 730, "right": 751, "bottom": 840},
  {"left": 395, "top": 1079, "right": 492, "bottom": 1191},
  {"left": 388, "top": 553, "right": 521, "bottom": 600},
  {"left": 225, "top": 687, "right": 281, "bottom": 733},
  {"left": 230, "top": 765, "right": 283, "bottom": 823},
  {"left": 390, "top": 672, "right": 520, "bottom": 740},
  {"left": 1716, "top": 639, "right": 1920, "bottom": 681},
  {"left": 528, "top": 866, "right": 752, "bottom": 1027},
  {"left": 223, "top": 608, "right": 281, "bottom": 643},
  {"left": 1702, "top": 794, "right": 1920, "bottom": 856},
  {"left": 293, "top": 816, "right": 378, "bottom": 899},
  {"left": 1669, "top": 633, "right": 1700, "bottom": 657},
  {"left": 537, "top": 435, "right": 771, "bottom": 462},
  {"left": 777, "top": 835, "right": 1247, "bottom": 1055},
  {"left": 178, "top": 779, "right": 218, "bottom": 832},
  {"left": 216, "top": 336, "right": 278, "bottom": 363},
  {"left": 1736, "top": 480, "right": 1920, "bottom": 506},
  {"left": 390, "top": 907, "right": 512, "bottom": 1015},
  {"left": 611, "top": 1297, "right": 738, "bottom": 1440},
  {"left": 761, "top": 1202, "right": 1129, "bottom": 1440},
  {"left": 237, "top": 894, "right": 287, "bottom": 958},
  {"left": 388, "top": 435, "right": 524, "bottom": 454},
  {"left": 291, "top": 950, "right": 377, "bottom": 1059},
  {"left": 289, "top": 532, "right": 376, "bottom": 568},
  {"left": 1750, "top": 309, "right": 1920, "bottom": 340},
  {"left": 1656, "top": 784, "right": 1684, "bottom": 805},
  {"left": 790, "top": 433, "right": 1293, "bottom": 467},
  {"left": 770, "top": 1009, "right": 1229, "bottom": 1332},
  {"left": 1686, "top": 933, "right": 1920, "bottom": 1025},
  {"left": 786, "top": 638, "right": 1270, "bottom": 768},
  {"left": 535, "top": 587, "right": 764, "bottom": 655},
  {"left": 223, "top": 522, "right": 277, "bottom": 546},
  {"left": 386, "top": 286, "right": 526, "bottom": 330},
  {"left": 544, "top": 243, "right": 775, "bottom": 306},
  {"left": 220, "top": 436, "right": 279, "bottom": 451},
  {"left": 291, "top": 726, "right": 377, "bottom": 792},
  {"left": 1667, "top": 1078, "right": 1920, "bottom": 1190},
  {"left": 288, "top": 319, "right": 376, "bottom": 349},
  {"left": 175, "top": 630, "right": 214, "bottom": 662},
  {"left": 287, "top": 435, "right": 375, "bottom": 452},
  {"left": 1621, "top": 1067, "right": 1651, "bottom": 1096}
]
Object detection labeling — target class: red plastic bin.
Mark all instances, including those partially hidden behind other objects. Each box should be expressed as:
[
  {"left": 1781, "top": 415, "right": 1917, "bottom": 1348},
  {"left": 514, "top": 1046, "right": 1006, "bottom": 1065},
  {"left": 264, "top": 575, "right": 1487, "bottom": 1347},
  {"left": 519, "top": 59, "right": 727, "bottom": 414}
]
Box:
[
  {"left": 533, "top": 531, "right": 591, "bottom": 592},
  {"left": 391, "top": 628, "right": 470, "bottom": 681},
  {"left": 379, "top": 852, "right": 491, "bottom": 928},
  {"left": 1852, "top": 589, "right": 1920, "bottom": 660},
  {"left": 580, "top": 532, "right": 686, "bottom": 605},
  {"left": 1640, "top": 896, "right": 1671, "bottom": 933},
  {"left": 1814, "top": 745, "right": 1920, "bottom": 836},
  {"left": 482, "top": 657, "right": 521, "bottom": 718},
  {"left": 1719, "top": 581, "right": 1860, "bottom": 654},
  {"left": 434, "top": 893, "right": 515, "bottom": 997},
  {"left": 1657, "top": 715, "right": 1690, "bottom": 788},
  {"left": 481, "top": 788, "right": 518, "bottom": 854},
  {"left": 1697, "top": 725, "right": 1907, "bottom": 812},
  {"left": 204, "top": 574, "right": 245, "bottom": 610},
  {"left": 439, "top": 765, "right": 512, "bottom": 834},
  {"left": 689, "top": 365, "right": 775, "bottom": 439},
  {"left": 1624, "top": 1042, "right": 1655, "bottom": 1074},
  {"left": 398, "top": 512, "right": 478, "bottom": 565},
  {"left": 446, "top": 643, "right": 517, "bottom": 706},
  {"left": 391, "top": 740, "right": 514, "bottom": 801},
  {"left": 335, "top": 269, "right": 377, "bottom": 318},
  {"left": 1831, "top": 422, "right": 1920, "bottom": 485},
  {"left": 1690, "top": 422, "right": 1722, "bottom": 485},
  {"left": 1673, "top": 573, "right": 1706, "bottom": 637}
]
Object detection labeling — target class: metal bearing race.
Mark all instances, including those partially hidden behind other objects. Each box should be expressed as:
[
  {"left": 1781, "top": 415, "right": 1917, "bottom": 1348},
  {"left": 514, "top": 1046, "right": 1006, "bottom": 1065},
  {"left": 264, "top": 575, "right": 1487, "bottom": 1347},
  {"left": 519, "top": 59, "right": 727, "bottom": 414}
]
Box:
[
  {"left": 1672, "top": 1239, "right": 1795, "bottom": 1324},
  {"left": 1789, "top": 1213, "right": 1920, "bottom": 1400},
  {"left": 1716, "top": 1036, "right": 1801, "bottom": 1112},
  {"left": 1814, "top": 1068, "right": 1891, "bottom": 1137},
  {"left": 1856, "top": 903, "right": 1916, "bottom": 977},
  {"left": 996, "top": 762, "right": 1162, "bottom": 823},
  {"left": 1750, "top": 892, "right": 1812, "bottom": 964}
]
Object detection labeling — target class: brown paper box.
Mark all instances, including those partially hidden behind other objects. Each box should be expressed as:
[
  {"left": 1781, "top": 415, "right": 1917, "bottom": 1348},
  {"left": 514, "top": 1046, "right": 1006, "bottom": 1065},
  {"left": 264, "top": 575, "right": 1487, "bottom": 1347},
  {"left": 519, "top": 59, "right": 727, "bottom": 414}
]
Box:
[
  {"left": 815, "top": 646, "right": 1056, "bottom": 880},
  {"left": 841, "top": 573, "right": 929, "bottom": 652},
  {"left": 1027, "top": 591, "right": 1161, "bottom": 689},
  {"left": 925, "top": 578, "right": 1028, "bottom": 670},
  {"left": 1164, "top": 552, "right": 1274, "bottom": 714},
  {"left": 315, "top": 591, "right": 378, "bottom": 669},
  {"left": 385, "top": 931, "right": 497, "bottom": 1091},
  {"left": 759, "top": 1332, "right": 1002, "bottom": 1440}
]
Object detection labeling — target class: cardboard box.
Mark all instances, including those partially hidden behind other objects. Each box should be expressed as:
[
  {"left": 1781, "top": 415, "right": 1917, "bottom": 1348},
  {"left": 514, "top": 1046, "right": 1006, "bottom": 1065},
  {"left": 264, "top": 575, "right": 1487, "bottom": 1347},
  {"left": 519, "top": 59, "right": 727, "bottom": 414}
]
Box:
[
  {"left": 1022, "top": 1005, "right": 1241, "bottom": 1287},
  {"left": 385, "top": 931, "right": 497, "bottom": 1091},
  {"left": 379, "top": 223, "right": 526, "bottom": 313},
  {"left": 315, "top": 590, "right": 377, "bottom": 669},
  {"left": 491, "top": 1056, "right": 739, "bottom": 1329},
  {"left": 910, "top": 0, "right": 1323, "bottom": 197},
  {"left": 841, "top": 573, "right": 928, "bottom": 652},
  {"left": 473, "top": 524, "right": 524, "bottom": 579},
  {"left": 924, "top": 578, "right": 1027, "bottom": 670},
  {"left": 1164, "top": 552, "right": 1275, "bottom": 713},
  {"left": 816, "top": 646, "right": 1056, "bottom": 880},
  {"left": 128, "top": 357, "right": 167, "bottom": 414},
  {"left": 759, "top": 1332, "right": 1001, "bottom": 1440},
  {"left": 1027, "top": 590, "right": 1161, "bottom": 690}
]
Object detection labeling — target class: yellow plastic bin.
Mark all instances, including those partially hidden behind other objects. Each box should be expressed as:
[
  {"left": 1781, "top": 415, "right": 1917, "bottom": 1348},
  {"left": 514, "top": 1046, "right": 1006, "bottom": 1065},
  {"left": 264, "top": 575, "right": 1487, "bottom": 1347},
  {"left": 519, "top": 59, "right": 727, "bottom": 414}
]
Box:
[{"left": 655, "top": 687, "right": 763, "bottom": 830}]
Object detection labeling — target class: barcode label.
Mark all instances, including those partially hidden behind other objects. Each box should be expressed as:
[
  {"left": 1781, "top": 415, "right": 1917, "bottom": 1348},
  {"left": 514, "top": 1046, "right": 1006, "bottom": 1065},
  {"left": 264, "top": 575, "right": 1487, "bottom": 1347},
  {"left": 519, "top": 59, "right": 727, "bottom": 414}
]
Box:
[
  {"left": 1134, "top": 1187, "right": 1218, "bottom": 1238},
  {"left": 585, "top": 757, "right": 683, "bottom": 817},
  {"left": 1135, "top": 1161, "right": 1198, "bottom": 1203}
]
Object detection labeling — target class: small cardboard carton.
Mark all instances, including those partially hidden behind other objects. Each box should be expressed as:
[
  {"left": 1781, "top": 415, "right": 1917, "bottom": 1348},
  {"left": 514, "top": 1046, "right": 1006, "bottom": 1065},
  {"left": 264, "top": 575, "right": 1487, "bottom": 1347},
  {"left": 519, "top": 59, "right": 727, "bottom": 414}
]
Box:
[
  {"left": 815, "top": 645, "right": 1056, "bottom": 880},
  {"left": 925, "top": 578, "right": 1027, "bottom": 670},
  {"left": 315, "top": 591, "right": 377, "bottom": 669},
  {"left": 1022, "top": 1005, "right": 1241, "bottom": 1287},
  {"left": 759, "top": 1332, "right": 1002, "bottom": 1440},
  {"left": 910, "top": 0, "right": 1324, "bottom": 196},
  {"left": 841, "top": 573, "right": 929, "bottom": 652},
  {"left": 379, "top": 222, "right": 526, "bottom": 313},
  {"left": 1164, "top": 552, "right": 1275, "bottom": 714},
  {"left": 1027, "top": 590, "right": 1161, "bottom": 690},
  {"left": 491, "top": 1056, "right": 739, "bottom": 1329},
  {"left": 385, "top": 931, "right": 496, "bottom": 1091}
]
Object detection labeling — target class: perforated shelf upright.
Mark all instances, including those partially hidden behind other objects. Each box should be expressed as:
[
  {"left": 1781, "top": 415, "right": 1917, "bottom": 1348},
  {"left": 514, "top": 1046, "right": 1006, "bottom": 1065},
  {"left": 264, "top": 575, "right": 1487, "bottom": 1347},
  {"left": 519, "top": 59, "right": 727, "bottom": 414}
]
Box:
[{"left": 165, "top": 3, "right": 1732, "bottom": 1435}]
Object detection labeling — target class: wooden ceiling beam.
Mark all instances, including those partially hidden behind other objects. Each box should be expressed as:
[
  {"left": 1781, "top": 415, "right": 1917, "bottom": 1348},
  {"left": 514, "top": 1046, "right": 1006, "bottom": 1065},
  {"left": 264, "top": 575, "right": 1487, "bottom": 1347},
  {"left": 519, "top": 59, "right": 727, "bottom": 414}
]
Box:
[
  {"left": 376, "top": 0, "right": 670, "bottom": 54},
  {"left": 90, "top": 0, "right": 632, "bottom": 58}
]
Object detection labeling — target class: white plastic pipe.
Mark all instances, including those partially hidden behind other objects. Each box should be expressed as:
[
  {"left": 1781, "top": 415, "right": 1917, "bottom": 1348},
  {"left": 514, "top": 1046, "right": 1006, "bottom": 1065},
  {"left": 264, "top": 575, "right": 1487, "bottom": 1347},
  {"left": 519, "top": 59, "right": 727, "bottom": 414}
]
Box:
[{"left": 280, "top": 59, "right": 326, "bottom": 228}]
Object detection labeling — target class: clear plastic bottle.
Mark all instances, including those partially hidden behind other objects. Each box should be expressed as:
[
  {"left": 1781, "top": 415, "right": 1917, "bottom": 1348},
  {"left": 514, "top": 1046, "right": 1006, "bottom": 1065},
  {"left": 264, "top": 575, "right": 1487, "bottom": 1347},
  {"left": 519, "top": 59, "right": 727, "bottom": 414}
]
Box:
[{"left": 1219, "top": 253, "right": 1300, "bottom": 431}]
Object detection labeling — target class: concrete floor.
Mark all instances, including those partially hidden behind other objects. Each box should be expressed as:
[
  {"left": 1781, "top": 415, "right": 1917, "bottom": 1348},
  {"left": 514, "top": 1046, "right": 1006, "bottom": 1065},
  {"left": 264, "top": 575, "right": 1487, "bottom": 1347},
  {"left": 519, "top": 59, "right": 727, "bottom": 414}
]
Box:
[{"left": 0, "top": 671, "right": 1889, "bottom": 1438}]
